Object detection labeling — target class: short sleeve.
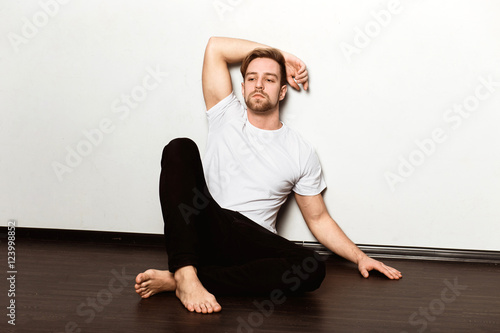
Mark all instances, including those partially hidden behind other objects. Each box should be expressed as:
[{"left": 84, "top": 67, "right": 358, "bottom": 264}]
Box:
[
  {"left": 206, "top": 92, "right": 245, "bottom": 131},
  {"left": 292, "top": 149, "right": 327, "bottom": 196}
]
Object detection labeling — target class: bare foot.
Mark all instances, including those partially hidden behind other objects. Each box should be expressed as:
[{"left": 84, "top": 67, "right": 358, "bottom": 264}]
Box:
[
  {"left": 135, "top": 269, "right": 176, "bottom": 299},
  {"left": 174, "top": 266, "right": 222, "bottom": 314}
]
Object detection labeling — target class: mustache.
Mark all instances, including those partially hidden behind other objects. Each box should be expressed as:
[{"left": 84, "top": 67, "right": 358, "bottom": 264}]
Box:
[{"left": 251, "top": 90, "right": 268, "bottom": 98}]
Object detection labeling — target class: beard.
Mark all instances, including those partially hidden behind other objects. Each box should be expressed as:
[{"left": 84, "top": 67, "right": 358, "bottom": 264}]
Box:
[{"left": 245, "top": 91, "right": 277, "bottom": 113}]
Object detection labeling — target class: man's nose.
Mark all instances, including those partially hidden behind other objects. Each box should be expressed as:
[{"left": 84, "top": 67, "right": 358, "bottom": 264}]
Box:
[{"left": 256, "top": 77, "right": 263, "bottom": 89}]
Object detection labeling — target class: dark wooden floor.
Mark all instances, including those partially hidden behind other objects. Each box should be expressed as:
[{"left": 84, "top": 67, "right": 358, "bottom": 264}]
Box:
[{"left": 3, "top": 237, "right": 500, "bottom": 333}]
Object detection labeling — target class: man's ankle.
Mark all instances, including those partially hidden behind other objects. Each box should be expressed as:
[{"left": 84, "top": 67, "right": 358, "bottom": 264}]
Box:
[{"left": 174, "top": 265, "right": 197, "bottom": 281}]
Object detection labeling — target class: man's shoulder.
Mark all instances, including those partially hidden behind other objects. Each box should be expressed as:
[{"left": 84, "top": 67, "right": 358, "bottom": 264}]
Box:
[
  {"left": 207, "top": 91, "right": 240, "bottom": 112},
  {"left": 281, "top": 124, "right": 316, "bottom": 153},
  {"left": 206, "top": 91, "right": 245, "bottom": 125}
]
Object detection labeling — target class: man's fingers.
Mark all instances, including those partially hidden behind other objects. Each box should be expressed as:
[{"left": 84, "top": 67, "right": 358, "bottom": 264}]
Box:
[
  {"left": 295, "top": 66, "right": 307, "bottom": 78},
  {"left": 289, "top": 71, "right": 308, "bottom": 91},
  {"left": 287, "top": 75, "right": 300, "bottom": 90},
  {"left": 294, "top": 68, "right": 308, "bottom": 81},
  {"left": 381, "top": 264, "right": 402, "bottom": 280},
  {"left": 360, "top": 259, "right": 402, "bottom": 280},
  {"left": 296, "top": 60, "right": 306, "bottom": 72},
  {"left": 303, "top": 80, "right": 309, "bottom": 91},
  {"left": 295, "top": 72, "right": 308, "bottom": 83},
  {"left": 385, "top": 264, "right": 402, "bottom": 277},
  {"left": 391, "top": 267, "right": 403, "bottom": 279},
  {"left": 297, "top": 73, "right": 309, "bottom": 89}
]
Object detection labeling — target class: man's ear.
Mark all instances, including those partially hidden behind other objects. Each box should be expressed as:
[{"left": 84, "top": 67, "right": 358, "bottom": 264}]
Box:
[
  {"left": 279, "top": 84, "right": 287, "bottom": 101},
  {"left": 241, "top": 82, "right": 245, "bottom": 96}
]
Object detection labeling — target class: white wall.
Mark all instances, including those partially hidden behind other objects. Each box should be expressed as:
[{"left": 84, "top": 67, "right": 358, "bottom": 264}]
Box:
[{"left": 1, "top": 0, "right": 499, "bottom": 251}]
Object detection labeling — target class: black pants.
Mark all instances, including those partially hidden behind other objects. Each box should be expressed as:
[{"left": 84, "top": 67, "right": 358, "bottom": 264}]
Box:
[{"left": 159, "top": 138, "right": 325, "bottom": 296}]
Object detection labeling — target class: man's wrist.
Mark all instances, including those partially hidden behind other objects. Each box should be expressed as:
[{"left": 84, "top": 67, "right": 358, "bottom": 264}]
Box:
[{"left": 354, "top": 251, "right": 369, "bottom": 265}]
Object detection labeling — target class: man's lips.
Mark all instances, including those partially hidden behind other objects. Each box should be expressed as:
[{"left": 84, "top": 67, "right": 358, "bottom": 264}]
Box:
[{"left": 252, "top": 92, "right": 265, "bottom": 98}]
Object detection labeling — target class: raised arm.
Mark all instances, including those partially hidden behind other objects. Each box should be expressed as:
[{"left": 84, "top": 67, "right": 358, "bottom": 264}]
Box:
[
  {"left": 295, "top": 193, "right": 403, "bottom": 280},
  {"left": 202, "top": 37, "right": 309, "bottom": 110},
  {"left": 202, "top": 37, "right": 268, "bottom": 110}
]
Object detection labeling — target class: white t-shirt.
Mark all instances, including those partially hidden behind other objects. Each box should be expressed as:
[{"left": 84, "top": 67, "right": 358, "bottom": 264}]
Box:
[{"left": 203, "top": 92, "right": 326, "bottom": 233}]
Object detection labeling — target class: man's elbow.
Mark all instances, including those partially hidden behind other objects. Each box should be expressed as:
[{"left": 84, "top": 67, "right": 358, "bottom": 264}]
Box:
[
  {"left": 206, "top": 36, "right": 223, "bottom": 54},
  {"left": 206, "top": 36, "right": 215, "bottom": 47},
  {"left": 305, "top": 212, "right": 327, "bottom": 228}
]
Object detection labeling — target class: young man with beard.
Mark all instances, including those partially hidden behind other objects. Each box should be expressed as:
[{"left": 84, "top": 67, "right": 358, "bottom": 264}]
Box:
[{"left": 135, "top": 37, "right": 402, "bottom": 314}]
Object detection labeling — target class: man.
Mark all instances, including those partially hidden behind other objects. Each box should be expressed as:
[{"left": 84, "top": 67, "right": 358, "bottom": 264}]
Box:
[{"left": 135, "top": 37, "right": 402, "bottom": 314}]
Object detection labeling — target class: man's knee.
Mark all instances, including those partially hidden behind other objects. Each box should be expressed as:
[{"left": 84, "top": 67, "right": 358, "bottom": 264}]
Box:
[
  {"left": 307, "top": 259, "right": 326, "bottom": 291},
  {"left": 161, "top": 137, "right": 199, "bottom": 166},
  {"left": 164, "top": 137, "right": 198, "bottom": 154},
  {"left": 286, "top": 252, "right": 326, "bottom": 293},
  {"left": 297, "top": 254, "right": 326, "bottom": 292}
]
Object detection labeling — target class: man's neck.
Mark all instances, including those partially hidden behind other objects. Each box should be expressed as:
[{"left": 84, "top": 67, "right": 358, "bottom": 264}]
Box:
[{"left": 247, "top": 109, "right": 282, "bottom": 130}]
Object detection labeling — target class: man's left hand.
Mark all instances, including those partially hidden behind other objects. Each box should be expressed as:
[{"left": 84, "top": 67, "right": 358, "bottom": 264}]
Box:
[
  {"left": 281, "top": 51, "right": 309, "bottom": 91},
  {"left": 357, "top": 256, "right": 403, "bottom": 280}
]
